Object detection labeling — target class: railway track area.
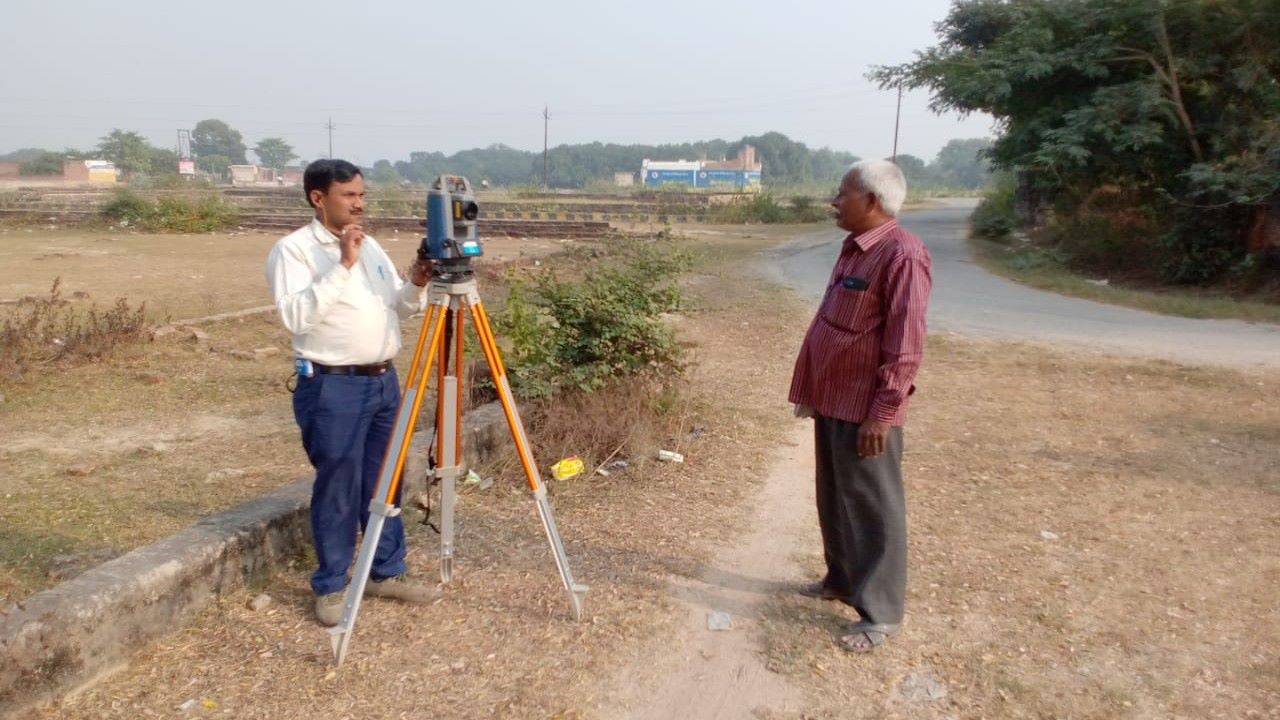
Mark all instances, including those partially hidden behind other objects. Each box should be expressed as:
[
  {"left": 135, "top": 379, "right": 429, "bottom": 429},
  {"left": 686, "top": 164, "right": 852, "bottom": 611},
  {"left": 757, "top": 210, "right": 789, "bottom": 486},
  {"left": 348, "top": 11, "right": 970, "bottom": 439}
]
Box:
[
  {"left": 0, "top": 186, "right": 713, "bottom": 236},
  {"left": 0, "top": 206, "right": 610, "bottom": 238}
]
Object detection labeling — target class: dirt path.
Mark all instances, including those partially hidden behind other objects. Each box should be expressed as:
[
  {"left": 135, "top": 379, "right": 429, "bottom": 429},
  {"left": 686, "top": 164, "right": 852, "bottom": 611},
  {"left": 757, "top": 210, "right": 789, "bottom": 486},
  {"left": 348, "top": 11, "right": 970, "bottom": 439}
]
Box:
[{"left": 600, "top": 424, "right": 812, "bottom": 719}]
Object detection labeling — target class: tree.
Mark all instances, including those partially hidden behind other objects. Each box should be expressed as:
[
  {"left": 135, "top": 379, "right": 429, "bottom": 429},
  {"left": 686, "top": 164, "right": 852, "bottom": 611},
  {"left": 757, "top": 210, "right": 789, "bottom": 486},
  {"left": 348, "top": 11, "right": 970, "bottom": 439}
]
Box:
[
  {"left": 932, "top": 138, "right": 993, "bottom": 188},
  {"left": 368, "top": 159, "right": 403, "bottom": 185},
  {"left": 200, "top": 154, "right": 233, "bottom": 178},
  {"left": 254, "top": 137, "right": 296, "bottom": 169},
  {"left": 19, "top": 151, "right": 63, "bottom": 176},
  {"left": 148, "top": 148, "right": 179, "bottom": 176},
  {"left": 892, "top": 153, "right": 929, "bottom": 184},
  {"left": 192, "top": 119, "right": 247, "bottom": 168},
  {"left": 873, "top": 0, "right": 1280, "bottom": 283},
  {"left": 812, "top": 147, "right": 861, "bottom": 184},
  {"left": 97, "top": 129, "right": 154, "bottom": 176},
  {"left": 1, "top": 148, "right": 54, "bottom": 163}
]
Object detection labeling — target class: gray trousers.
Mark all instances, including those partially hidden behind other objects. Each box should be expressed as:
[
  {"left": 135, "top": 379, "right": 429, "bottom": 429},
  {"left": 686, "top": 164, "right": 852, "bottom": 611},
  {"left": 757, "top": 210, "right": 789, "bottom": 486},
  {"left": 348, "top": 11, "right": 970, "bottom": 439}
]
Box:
[{"left": 813, "top": 415, "right": 906, "bottom": 625}]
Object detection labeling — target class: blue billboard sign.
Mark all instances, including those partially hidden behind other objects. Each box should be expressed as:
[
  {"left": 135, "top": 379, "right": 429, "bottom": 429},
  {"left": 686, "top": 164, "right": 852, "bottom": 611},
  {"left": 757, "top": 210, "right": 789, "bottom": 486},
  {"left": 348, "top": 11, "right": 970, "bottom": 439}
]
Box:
[{"left": 645, "top": 169, "right": 697, "bottom": 187}]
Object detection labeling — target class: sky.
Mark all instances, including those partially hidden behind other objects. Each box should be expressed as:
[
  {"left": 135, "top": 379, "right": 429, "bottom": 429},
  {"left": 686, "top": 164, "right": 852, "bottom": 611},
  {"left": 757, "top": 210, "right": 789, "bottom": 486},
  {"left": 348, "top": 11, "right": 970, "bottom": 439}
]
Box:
[{"left": 1, "top": 0, "right": 993, "bottom": 167}]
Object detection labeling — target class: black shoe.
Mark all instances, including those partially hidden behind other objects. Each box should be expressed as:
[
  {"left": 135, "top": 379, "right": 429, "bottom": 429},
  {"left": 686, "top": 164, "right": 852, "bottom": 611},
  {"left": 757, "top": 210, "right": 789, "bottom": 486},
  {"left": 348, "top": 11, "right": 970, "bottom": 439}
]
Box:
[{"left": 798, "top": 580, "right": 846, "bottom": 601}]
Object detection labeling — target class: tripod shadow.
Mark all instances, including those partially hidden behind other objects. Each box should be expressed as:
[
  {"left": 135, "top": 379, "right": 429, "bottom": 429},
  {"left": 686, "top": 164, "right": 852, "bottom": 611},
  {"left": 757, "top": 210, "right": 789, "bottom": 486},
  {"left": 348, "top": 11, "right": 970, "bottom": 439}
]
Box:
[{"left": 563, "top": 536, "right": 816, "bottom": 621}]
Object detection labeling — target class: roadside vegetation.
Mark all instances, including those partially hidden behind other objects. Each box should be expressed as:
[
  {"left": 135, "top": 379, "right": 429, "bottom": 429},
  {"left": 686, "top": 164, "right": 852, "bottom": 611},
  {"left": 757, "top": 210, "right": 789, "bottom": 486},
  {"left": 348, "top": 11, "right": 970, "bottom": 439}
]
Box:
[
  {"left": 879, "top": 0, "right": 1280, "bottom": 303},
  {"left": 971, "top": 174, "right": 1280, "bottom": 322}
]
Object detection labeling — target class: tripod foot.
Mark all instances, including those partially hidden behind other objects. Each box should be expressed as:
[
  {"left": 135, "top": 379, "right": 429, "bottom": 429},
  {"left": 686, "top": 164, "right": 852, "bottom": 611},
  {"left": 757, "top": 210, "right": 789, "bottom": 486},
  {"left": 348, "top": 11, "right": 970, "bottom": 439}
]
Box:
[
  {"left": 570, "top": 583, "right": 589, "bottom": 621},
  {"left": 328, "top": 624, "right": 352, "bottom": 667}
]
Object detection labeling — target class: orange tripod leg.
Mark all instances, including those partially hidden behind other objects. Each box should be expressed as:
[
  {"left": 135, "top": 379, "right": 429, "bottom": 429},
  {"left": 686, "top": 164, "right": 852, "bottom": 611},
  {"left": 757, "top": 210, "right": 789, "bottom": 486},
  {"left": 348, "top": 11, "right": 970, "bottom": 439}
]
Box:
[{"left": 469, "top": 299, "right": 586, "bottom": 618}]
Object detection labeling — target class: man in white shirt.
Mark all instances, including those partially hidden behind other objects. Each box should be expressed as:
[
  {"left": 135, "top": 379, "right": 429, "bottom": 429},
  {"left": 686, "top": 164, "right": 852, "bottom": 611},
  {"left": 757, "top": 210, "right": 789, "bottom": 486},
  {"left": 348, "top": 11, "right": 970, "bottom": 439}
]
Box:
[{"left": 266, "top": 159, "right": 436, "bottom": 626}]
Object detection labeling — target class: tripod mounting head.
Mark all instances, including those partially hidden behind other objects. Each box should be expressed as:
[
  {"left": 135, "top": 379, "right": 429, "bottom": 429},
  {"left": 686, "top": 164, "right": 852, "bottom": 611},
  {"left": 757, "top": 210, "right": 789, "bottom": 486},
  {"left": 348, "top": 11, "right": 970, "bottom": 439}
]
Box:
[{"left": 418, "top": 174, "right": 481, "bottom": 279}]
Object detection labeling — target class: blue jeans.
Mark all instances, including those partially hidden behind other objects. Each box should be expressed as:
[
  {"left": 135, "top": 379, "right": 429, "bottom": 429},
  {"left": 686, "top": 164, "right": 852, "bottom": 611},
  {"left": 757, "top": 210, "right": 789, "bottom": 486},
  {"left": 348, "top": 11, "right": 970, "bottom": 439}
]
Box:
[{"left": 292, "top": 368, "right": 407, "bottom": 596}]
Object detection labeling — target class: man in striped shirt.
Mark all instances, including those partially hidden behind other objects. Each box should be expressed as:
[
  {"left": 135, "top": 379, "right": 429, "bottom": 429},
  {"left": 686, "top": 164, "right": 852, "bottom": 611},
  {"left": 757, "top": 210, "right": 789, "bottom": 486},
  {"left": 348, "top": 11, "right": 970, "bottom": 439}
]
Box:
[{"left": 789, "top": 159, "right": 932, "bottom": 652}]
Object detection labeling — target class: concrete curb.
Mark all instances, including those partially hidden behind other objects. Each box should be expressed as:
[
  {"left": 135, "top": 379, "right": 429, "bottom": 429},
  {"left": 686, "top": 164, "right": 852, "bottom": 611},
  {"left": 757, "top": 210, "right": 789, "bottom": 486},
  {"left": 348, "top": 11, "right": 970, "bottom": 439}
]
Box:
[{"left": 0, "top": 402, "right": 511, "bottom": 714}]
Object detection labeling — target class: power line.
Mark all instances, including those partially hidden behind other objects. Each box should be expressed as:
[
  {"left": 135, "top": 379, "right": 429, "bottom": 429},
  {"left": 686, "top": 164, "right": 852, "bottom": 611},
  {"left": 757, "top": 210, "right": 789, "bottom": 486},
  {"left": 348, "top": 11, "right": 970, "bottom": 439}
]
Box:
[{"left": 892, "top": 84, "right": 903, "bottom": 162}]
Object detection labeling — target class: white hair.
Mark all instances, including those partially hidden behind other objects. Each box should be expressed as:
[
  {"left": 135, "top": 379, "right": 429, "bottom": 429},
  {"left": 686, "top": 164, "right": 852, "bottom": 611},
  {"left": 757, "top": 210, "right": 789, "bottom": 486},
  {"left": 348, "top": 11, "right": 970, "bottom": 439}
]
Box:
[{"left": 846, "top": 159, "right": 907, "bottom": 217}]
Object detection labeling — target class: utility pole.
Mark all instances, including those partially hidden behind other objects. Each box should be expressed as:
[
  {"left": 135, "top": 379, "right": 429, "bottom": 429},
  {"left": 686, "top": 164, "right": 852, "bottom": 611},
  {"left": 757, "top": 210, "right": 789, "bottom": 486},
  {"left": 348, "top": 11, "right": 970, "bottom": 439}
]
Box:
[
  {"left": 891, "top": 84, "right": 903, "bottom": 163},
  {"left": 542, "top": 105, "right": 550, "bottom": 188},
  {"left": 326, "top": 117, "right": 335, "bottom": 158}
]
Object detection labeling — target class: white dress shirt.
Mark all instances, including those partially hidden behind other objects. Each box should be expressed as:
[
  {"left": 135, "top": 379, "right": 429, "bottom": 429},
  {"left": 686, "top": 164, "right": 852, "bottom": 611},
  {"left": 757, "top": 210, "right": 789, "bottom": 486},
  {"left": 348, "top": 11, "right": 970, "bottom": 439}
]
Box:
[{"left": 266, "top": 219, "right": 427, "bottom": 365}]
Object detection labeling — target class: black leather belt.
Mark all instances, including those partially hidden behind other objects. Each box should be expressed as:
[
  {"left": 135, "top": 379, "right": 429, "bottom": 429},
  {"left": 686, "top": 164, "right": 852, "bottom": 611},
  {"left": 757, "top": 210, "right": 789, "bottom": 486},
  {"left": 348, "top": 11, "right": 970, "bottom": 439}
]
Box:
[{"left": 313, "top": 360, "right": 393, "bottom": 376}]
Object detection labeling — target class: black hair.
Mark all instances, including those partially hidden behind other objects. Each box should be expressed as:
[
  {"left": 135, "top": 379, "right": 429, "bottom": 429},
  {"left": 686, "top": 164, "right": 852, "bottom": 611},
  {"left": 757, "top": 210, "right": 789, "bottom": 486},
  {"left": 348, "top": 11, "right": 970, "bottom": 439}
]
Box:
[{"left": 303, "top": 159, "right": 363, "bottom": 208}]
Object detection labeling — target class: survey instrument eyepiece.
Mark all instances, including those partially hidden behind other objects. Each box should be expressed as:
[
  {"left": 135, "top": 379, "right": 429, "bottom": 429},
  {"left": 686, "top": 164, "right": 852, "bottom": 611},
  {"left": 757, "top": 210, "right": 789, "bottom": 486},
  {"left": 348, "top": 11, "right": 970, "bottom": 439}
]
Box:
[{"left": 418, "top": 175, "right": 481, "bottom": 270}]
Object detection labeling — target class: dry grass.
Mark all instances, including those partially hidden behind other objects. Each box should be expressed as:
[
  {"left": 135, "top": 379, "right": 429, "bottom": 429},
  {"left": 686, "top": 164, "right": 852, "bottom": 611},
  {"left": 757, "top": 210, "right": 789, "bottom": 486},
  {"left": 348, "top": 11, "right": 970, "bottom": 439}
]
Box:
[
  {"left": 0, "top": 277, "right": 149, "bottom": 383},
  {"left": 7, "top": 223, "right": 1279, "bottom": 718},
  {"left": 0, "top": 227, "right": 570, "bottom": 604},
  {"left": 755, "top": 333, "right": 1280, "bottom": 718},
  {"left": 11, "top": 227, "right": 804, "bottom": 720},
  {"left": 0, "top": 226, "right": 566, "bottom": 321},
  {"left": 479, "top": 377, "right": 695, "bottom": 486}
]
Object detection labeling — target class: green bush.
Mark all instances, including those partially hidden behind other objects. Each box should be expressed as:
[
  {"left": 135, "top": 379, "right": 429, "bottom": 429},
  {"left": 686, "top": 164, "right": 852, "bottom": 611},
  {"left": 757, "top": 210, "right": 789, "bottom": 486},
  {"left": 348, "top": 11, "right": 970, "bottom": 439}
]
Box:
[
  {"left": 970, "top": 178, "right": 1017, "bottom": 241},
  {"left": 495, "top": 241, "right": 688, "bottom": 398},
  {"left": 787, "top": 195, "right": 830, "bottom": 222},
  {"left": 1008, "top": 247, "right": 1069, "bottom": 271},
  {"left": 128, "top": 174, "right": 215, "bottom": 191},
  {"left": 1158, "top": 203, "right": 1252, "bottom": 285},
  {"left": 99, "top": 189, "right": 153, "bottom": 225},
  {"left": 707, "top": 194, "right": 788, "bottom": 223},
  {"left": 100, "top": 189, "right": 238, "bottom": 232}
]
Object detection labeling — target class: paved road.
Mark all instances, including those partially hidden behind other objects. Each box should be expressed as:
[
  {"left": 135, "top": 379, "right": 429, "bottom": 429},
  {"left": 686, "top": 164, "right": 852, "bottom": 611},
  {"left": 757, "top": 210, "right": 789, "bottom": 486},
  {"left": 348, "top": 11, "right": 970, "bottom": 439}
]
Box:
[{"left": 767, "top": 200, "right": 1280, "bottom": 368}]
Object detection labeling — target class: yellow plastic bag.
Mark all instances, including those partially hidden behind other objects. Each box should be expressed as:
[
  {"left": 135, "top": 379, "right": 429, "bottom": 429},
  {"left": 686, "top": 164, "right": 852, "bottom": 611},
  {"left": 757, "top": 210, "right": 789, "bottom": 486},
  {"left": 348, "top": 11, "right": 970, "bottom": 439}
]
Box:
[{"left": 550, "top": 456, "right": 585, "bottom": 481}]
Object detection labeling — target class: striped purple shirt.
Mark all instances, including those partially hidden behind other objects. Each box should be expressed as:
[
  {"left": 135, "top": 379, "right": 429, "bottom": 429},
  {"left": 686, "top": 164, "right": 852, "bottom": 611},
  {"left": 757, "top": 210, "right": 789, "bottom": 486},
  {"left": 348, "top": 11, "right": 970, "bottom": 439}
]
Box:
[{"left": 788, "top": 219, "right": 932, "bottom": 426}]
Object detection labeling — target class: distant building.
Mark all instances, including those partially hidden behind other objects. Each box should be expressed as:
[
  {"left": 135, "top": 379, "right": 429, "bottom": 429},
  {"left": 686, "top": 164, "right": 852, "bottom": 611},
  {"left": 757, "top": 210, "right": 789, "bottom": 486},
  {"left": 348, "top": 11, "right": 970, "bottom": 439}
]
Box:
[
  {"left": 230, "top": 165, "right": 259, "bottom": 186},
  {"left": 700, "top": 145, "right": 763, "bottom": 191},
  {"left": 641, "top": 159, "right": 700, "bottom": 188},
  {"left": 641, "top": 145, "right": 762, "bottom": 191},
  {"left": 613, "top": 171, "right": 635, "bottom": 187},
  {"left": 230, "top": 164, "right": 289, "bottom": 187},
  {"left": 63, "top": 160, "right": 117, "bottom": 184}
]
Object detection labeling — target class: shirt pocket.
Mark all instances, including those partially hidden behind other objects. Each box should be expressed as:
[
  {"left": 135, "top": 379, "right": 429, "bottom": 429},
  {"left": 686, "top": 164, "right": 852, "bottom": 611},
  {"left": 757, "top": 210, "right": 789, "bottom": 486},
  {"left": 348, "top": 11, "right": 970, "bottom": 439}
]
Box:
[{"left": 819, "top": 277, "right": 878, "bottom": 334}]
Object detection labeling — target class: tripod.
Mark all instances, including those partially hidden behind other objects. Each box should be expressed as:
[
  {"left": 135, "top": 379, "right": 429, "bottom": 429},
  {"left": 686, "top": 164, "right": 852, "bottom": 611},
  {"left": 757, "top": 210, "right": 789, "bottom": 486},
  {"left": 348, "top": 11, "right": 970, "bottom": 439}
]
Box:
[{"left": 328, "top": 260, "right": 588, "bottom": 666}]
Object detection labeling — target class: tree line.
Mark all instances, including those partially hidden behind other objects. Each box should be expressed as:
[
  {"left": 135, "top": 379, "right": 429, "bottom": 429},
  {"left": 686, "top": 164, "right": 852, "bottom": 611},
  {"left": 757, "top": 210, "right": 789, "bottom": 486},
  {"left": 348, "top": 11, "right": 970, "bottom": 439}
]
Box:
[
  {"left": 372, "top": 132, "right": 990, "bottom": 190},
  {"left": 3, "top": 123, "right": 992, "bottom": 192},
  {"left": 2, "top": 119, "right": 297, "bottom": 178}
]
